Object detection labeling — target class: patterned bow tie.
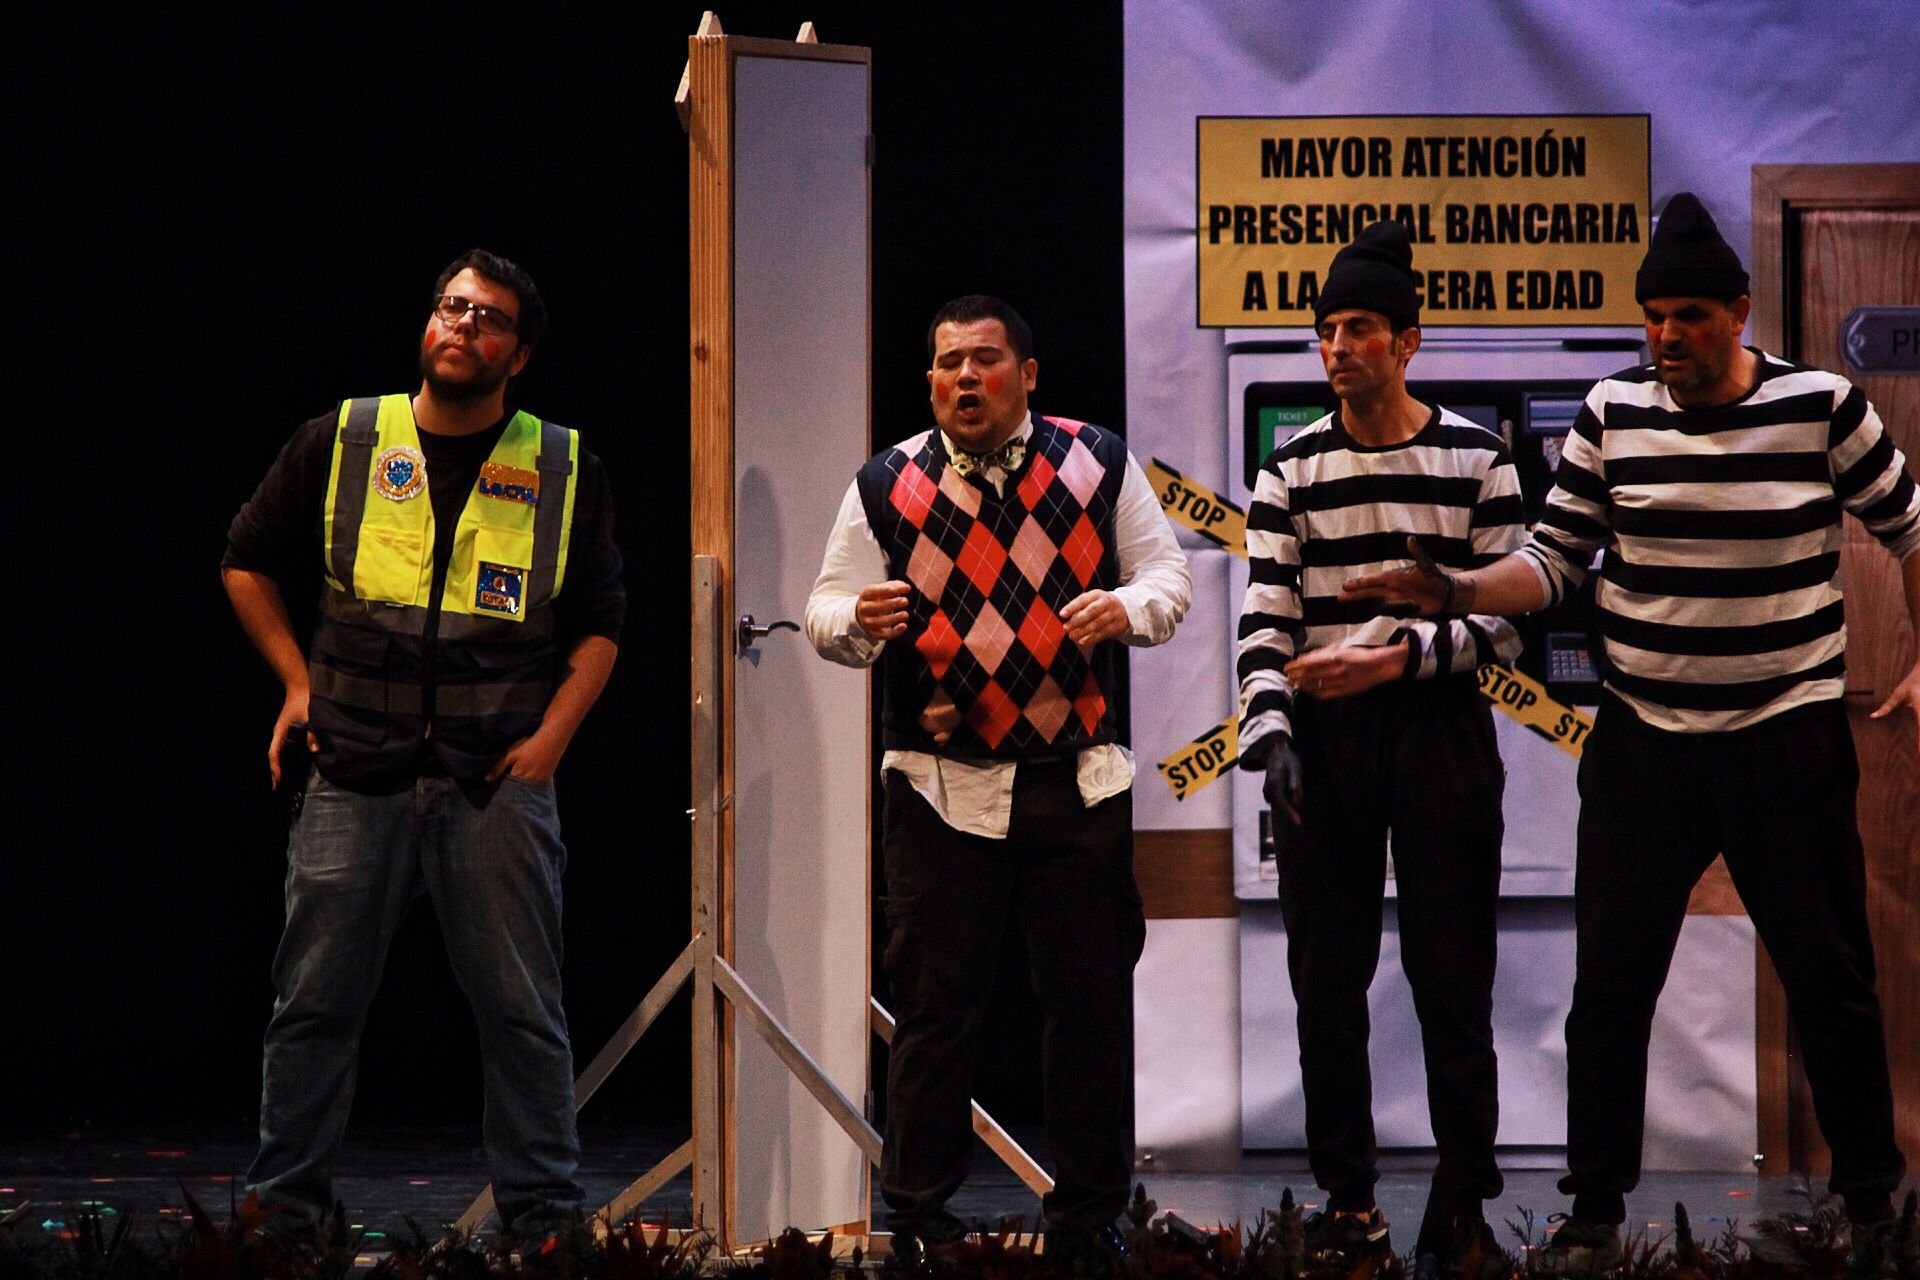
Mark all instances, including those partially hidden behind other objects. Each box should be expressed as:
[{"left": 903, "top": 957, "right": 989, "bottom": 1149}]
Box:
[{"left": 952, "top": 437, "right": 1026, "bottom": 477}]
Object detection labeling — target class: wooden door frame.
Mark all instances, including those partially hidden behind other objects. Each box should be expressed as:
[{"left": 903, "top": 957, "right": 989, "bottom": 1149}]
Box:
[
  {"left": 1747, "top": 161, "right": 1920, "bottom": 1173},
  {"left": 1752, "top": 164, "right": 1920, "bottom": 361}
]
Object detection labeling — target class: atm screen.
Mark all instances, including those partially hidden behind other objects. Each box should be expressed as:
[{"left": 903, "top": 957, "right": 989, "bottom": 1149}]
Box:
[
  {"left": 1525, "top": 394, "right": 1585, "bottom": 435},
  {"left": 1252, "top": 405, "right": 1326, "bottom": 476}
]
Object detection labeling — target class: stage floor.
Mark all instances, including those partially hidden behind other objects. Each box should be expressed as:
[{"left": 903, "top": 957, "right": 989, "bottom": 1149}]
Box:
[{"left": 3, "top": 1119, "right": 1890, "bottom": 1260}]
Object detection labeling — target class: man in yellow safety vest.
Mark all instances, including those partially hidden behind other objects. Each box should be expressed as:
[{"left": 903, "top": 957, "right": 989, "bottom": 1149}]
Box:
[{"left": 222, "top": 250, "right": 625, "bottom": 1239}]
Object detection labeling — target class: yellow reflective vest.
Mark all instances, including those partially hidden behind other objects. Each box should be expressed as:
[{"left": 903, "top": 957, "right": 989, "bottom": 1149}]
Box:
[{"left": 308, "top": 393, "right": 580, "bottom": 787}]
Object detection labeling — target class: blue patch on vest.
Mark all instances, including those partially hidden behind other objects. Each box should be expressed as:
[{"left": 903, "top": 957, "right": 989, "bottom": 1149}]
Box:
[
  {"left": 475, "top": 562, "right": 525, "bottom": 616},
  {"left": 477, "top": 475, "right": 539, "bottom": 504}
]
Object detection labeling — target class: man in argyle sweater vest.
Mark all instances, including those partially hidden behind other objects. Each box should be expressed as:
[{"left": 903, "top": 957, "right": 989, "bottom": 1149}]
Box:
[{"left": 808, "top": 296, "right": 1190, "bottom": 1253}]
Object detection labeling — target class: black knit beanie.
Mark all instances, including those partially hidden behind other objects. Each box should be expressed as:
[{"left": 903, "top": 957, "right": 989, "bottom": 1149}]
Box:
[
  {"left": 1635, "top": 192, "right": 1749, "bottom": 302},
  {"left": 1315, "top": 218, "right": 1419, "bottom": 329}
]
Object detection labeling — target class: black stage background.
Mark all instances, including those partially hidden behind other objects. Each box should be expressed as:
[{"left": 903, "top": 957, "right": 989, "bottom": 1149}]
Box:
[{"left": 10, "top": 6, "right": 1123, "bottom": 1132}]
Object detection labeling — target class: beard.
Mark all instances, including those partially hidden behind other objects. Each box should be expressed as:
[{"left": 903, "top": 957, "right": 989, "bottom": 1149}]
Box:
[
  {"left": 419, "top": 341, "right": 511, "bottom": 403},
  {"left": 1655, "top": 348, "right": 1725, "bottom": 400}
]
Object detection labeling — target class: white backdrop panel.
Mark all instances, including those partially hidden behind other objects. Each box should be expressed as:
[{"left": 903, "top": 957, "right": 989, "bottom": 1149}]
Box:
[
  {"left": 1645, "top": 914, "right": 1759, "bottom": 1170},
  {"left": 1136, "top": 916, "right": 1242, "bottom": 1169},
  {"left": 1126, "top": 0, "right": 1909, "bottom": 1163},
  {"left": 1240, "top": 900, "right": 1574, "bottom": 1150},
  {"left": 1133, "top": 546, "right": 1235, "bottom": 830},
  {"left": 1240, "top": 904, "right": 1757, "bottom": 1168}
]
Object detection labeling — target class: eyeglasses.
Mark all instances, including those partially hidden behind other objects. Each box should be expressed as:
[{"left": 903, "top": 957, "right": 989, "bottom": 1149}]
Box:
[{"left": 431, "top": 294, "right": 519, "bottom": 337}]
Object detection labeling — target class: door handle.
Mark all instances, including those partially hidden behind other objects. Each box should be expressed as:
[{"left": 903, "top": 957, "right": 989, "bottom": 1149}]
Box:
[{"left": 738, "top": 614, "right": 800, "bottom": 652}]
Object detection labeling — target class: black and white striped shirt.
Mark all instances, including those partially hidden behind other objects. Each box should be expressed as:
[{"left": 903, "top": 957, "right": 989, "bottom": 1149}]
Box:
[
  {"left": 1239, "top": 405, "right": 1526, "bottom": 755},
  {"left": 1517, "top": 350, "right": 1920, "bottom": 734}
]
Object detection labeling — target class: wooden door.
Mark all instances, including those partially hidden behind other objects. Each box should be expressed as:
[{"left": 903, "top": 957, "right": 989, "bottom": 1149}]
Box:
[
  {"left": 1751, "top": 163, "right": 1920, "bottom": 1175},
  {"left": 688, "top": 31, "right": 874, "bottom": 1243}
]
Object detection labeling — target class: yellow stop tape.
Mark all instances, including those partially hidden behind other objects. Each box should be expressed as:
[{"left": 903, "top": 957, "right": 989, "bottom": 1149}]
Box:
[
  {"left": 1156, "top": 718, "right": 1239, "bottom": 802},
  {"left": 1476, "top": 663, "right": 1593, "bottom": 757},
  {"left": 1146, "top": 459, "right": 1247, "bottom": 557},
  {"left": 1156, "top": 665, "right": 1592, "bottom": 800}
]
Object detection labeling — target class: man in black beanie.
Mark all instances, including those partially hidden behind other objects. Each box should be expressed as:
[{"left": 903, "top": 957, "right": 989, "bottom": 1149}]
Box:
[
  {"left": 1345, "top": 191, "right": 1918, "bottom": 1276},
  {"left": 1236, "top": 217, "right": 1528, "bottom": 1274}
]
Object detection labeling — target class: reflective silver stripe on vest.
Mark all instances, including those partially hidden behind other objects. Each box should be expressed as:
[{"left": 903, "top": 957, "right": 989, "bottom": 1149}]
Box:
[
  {"left": 318, "top": 588, "right": 557, "bottom": 641},
  {"left": 329, "top": 398, "right": 382, "bottom": 590},
  {"left": 319, "top": 590, "right": 417, "bottom": 631},
  {"left": 309, "top": 664, "right": 549, "bottom": 719},
  {"left": 310, "top": 665, "right": 423, "bottom": 715},
  {"left": 526, "top": 420, "right": 574, "bottom": 610},
  {"left": 436, "top": 681, "right": 553, "bottom": 717}
]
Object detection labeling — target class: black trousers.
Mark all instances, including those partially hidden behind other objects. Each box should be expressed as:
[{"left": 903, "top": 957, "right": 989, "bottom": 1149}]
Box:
[
  {"left": 878, "top": 759, "right": 1145, "bottom": 1235},
  {"left": 1561, "top": 694, "right": 1905, "bottom": 1224},
  {"left": 1278, "top": 678, "right": 1506, "bottom": 1231}
]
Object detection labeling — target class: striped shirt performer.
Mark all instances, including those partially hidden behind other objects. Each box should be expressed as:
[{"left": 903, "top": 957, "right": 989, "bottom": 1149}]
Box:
[{"left": 1236, "top": 219, "right": 1524, "bottom": 1274}]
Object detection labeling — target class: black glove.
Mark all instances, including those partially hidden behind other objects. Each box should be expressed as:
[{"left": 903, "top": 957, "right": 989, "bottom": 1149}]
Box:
[{"left": 1244, "top": 734, "right": 1304, "bottom": 827}]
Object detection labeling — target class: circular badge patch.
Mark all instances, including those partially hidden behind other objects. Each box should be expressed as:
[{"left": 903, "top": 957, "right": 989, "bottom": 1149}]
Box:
[{"left": 373, "top": 446, "right": 428, "bottom": 501}]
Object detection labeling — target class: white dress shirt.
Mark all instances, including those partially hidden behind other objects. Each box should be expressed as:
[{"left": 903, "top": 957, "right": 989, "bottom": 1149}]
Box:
[{"left": 807, "top": 413, "right": 1191, "bottom": 837}]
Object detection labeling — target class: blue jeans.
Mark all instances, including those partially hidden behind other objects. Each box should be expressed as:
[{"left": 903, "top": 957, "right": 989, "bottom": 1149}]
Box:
[{"left": 247, "top": 772, "right": 583, "bottom": 1231}]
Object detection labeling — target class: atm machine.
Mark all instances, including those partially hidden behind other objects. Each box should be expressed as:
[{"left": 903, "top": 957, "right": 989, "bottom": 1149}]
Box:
[{"left": 1224, "top": 326, "right": 1641, "bottom": 1156}]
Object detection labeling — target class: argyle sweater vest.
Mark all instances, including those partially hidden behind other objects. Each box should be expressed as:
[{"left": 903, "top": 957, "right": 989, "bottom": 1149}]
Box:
[{"left": 856, "top": 416, "right": 1128, "bottom": 760}]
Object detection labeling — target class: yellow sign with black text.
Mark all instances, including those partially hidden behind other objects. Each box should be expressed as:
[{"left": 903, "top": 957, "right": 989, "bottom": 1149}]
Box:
[
  {"left": 1476, "top": 663, "right": 1592, "bottom": 757},
  {"left": 1158, "top": 718, "right": 1240, "bottom": 803},
  {"left": 1197, "top": 114, "right": 1649, "bottom": 327},
  {"left": 1146, "top": 458, "right": 1248, "bottom": 557}
]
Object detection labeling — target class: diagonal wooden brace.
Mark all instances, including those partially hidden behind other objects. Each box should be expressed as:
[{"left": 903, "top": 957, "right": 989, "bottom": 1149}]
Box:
[
  {"left": 602, "top": 1139, "right": 697, "bottom": 1228},
  {"left": 868, "top": 998, "right": 1053, "bottom": 1196},
  {"left": 714, "top": 956, "right": 884, "bottom": 1166},
  {"left": 453, "top": 939, "right": 703, "bottom": 1236}
]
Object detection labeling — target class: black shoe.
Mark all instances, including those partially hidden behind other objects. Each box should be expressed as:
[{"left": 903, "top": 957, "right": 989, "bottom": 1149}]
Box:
[
  {"left": 1303, "top": 1208, "right": 1393, "bottom": 1268},
  {"left": 1539, "top": 1215, "right": 1623, "bottom": 1276},
  {"left": 1415, "top": 1216, "right": 1508, "bottom": 1280},
  {"left": 891, "top": 1216, "right": 967, "bottom": 1263},
  {"left": 1845, "top": 1215, "right": 1897, "bottom": 1278},
  {"left": 1042, "top": 1221, "right": 1127, "bottom": 1271}
]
